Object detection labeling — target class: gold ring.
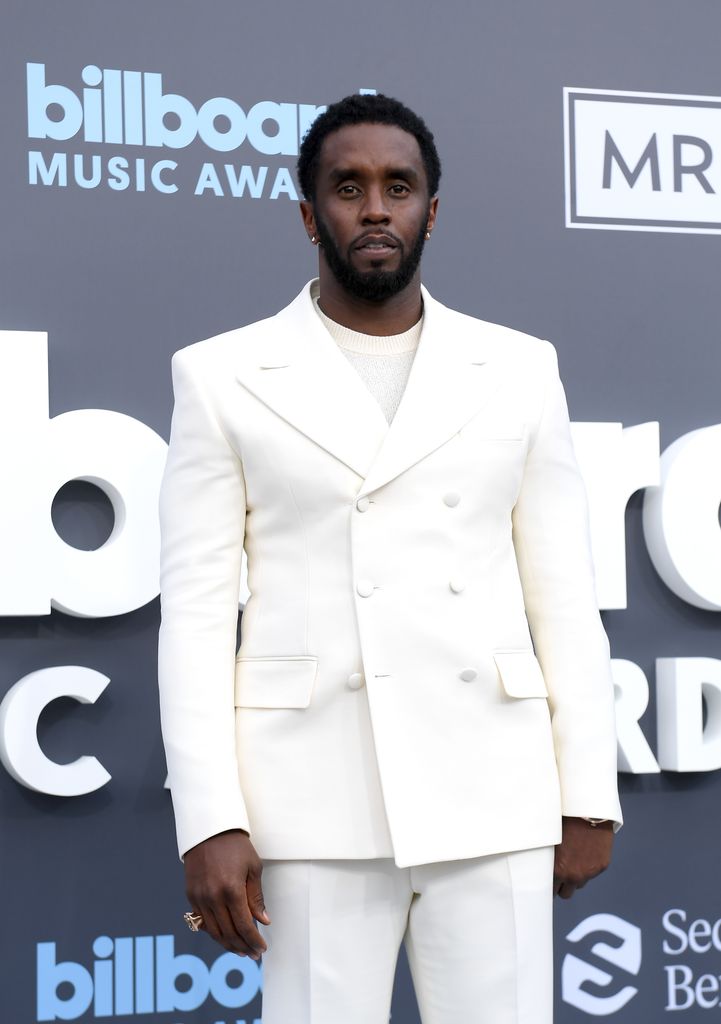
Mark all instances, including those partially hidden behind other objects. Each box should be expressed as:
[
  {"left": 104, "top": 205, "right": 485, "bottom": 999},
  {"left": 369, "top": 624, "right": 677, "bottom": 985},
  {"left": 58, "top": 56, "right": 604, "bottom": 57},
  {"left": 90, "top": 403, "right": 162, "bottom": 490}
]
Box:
[{"left": 183, "top": 911, "right": 204, "bottom": 932}]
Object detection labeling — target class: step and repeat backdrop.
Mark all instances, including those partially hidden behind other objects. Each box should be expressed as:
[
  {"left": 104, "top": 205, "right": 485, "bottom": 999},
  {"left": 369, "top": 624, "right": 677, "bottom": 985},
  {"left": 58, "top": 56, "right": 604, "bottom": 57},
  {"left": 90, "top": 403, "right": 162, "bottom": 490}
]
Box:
[{"left": 3, "top": 1, "right": 721, "bottom": 1021}]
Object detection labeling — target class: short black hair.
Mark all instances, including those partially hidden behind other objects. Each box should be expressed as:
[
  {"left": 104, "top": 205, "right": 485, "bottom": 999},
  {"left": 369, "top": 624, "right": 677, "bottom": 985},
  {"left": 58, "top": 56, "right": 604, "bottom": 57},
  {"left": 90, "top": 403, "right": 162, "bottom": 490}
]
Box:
[{"left": 297, "top": 93, "right": 441, "bottom": 202}]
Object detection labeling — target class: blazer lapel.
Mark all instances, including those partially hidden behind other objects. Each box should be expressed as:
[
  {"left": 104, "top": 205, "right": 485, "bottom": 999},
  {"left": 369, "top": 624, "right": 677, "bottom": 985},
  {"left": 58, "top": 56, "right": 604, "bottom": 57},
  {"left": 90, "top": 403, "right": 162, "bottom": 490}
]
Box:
[
  {"left": 235, "top": 281, "right": 507, "bottom": 496},
  {"left": 235, "top": 282, "right": 389, "bottom": 480},
  {"left": 357, "top": 288, "right": 504, "bottom": 498}
]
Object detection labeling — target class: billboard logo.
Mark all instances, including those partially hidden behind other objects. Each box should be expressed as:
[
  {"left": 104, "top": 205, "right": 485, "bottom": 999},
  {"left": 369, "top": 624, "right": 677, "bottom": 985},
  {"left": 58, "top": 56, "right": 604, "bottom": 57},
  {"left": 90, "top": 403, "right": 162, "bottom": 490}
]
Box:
[
  {"left": 564, "top": 87, "right": 721, "bottom": 234},
  {"left": 36, "top": 934, "right": 261, "bottom": 1021},
  {"left": 24, "top": 63, "right": 375, "bottom": 198},
  {"left": 562, "top": 913, "right": 642, "bottom": 1015},
  {"left": 28, "top": 62, "right": 329, "bottom": 155}
]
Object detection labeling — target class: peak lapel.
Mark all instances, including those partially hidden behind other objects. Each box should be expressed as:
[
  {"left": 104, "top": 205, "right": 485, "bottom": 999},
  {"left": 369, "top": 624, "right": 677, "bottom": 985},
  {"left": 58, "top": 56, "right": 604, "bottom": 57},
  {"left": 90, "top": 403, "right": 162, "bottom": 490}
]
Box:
[
  {"left": 358, "top": 288, "right": 502, "bottom": 498},
  {"left": 235, "top": 282, "right": 388, "bottom": 480}
]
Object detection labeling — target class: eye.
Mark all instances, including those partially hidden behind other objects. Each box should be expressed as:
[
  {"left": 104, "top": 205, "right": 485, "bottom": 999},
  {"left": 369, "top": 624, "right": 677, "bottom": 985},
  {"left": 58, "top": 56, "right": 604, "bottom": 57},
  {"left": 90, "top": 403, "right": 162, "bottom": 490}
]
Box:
[
  {"left": 338, "top": 184, "right": 360, "bottom": 196},
  {"left": 389, "top": 183, "right": 410, "bottom": 195}
]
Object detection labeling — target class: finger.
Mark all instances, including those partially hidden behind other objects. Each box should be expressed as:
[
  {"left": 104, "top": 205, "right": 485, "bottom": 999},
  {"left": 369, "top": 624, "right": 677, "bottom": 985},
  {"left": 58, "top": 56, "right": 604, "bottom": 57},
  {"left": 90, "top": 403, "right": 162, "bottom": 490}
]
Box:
[
  {"left": 195, "top": 903, "right": 225, "bottom": 948},
  {"left": 557, "top": 880, "right": 577, "bottom": 900},
  {"left": 197, "top": 901, "right": 256, "bottom": 958},
  {"left": 212, "top": 900, "right": 261, "bottom": 959},
  {"left": 246, "top": 872, "right": 271, "bottom": 925},
  {"left": 227, "top": 886, "right": 268, "bottom": 956}
]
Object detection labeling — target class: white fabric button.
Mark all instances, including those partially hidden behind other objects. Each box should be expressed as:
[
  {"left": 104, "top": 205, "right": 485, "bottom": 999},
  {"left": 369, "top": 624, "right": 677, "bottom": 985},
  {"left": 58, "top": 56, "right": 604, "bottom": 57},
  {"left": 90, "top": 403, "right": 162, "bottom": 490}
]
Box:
[
  {"left": 449, "top": 578, "right": 466, "bottom": 594},
  {"left": 347, "top": 672, "right": 365, "bottom": 690},
  {"left": 356, "top": 497, "right": 370, "bottom": 513},
  {"left": 459, "top": 667, "right": 478, "bottom": 682},
  {"left": 357, "top": 580, "right": 375, "bottom": 598},
  {"left": 443, "top": 492, "right": 461, "bottom": 507}
]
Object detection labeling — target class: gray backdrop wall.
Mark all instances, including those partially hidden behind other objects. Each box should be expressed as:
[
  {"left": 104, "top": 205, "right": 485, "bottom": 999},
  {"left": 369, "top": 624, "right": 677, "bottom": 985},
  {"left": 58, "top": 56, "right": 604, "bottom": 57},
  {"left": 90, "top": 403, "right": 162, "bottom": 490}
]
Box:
[{"left": 3, "top": 1, "right": 721, "bottom": 1021}]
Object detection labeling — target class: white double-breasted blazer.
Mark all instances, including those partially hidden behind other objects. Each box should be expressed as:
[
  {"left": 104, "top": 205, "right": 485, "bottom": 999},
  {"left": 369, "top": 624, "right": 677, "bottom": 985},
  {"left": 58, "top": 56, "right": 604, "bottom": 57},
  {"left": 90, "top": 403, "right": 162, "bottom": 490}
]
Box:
[{"left": 158, "top": 280, "right": 622, "bottom": 868}]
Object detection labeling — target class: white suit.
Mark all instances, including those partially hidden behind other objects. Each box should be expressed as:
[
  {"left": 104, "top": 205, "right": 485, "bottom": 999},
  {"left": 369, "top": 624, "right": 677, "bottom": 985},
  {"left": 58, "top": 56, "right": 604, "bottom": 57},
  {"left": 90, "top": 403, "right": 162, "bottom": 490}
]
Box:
[{"left": 158, "top": 280, "right": 621, "bottom": 870}]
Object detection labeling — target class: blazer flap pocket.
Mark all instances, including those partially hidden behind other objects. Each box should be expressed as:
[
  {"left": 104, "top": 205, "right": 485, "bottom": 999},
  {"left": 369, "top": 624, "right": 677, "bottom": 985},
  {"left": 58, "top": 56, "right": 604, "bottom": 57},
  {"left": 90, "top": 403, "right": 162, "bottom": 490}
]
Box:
[
  {"left": 234, "top": 656, "right": 318, "bottom": 708},
  {"left": 493, "top": 650, "right": 548, "bottom": 698}
]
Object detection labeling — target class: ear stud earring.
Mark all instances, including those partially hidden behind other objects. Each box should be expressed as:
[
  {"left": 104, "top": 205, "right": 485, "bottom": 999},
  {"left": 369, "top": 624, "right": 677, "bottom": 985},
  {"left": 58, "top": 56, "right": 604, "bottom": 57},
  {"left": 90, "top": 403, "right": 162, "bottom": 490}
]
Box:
[{"left": 425, "top": 231, "right": 431, "bottom": 240}]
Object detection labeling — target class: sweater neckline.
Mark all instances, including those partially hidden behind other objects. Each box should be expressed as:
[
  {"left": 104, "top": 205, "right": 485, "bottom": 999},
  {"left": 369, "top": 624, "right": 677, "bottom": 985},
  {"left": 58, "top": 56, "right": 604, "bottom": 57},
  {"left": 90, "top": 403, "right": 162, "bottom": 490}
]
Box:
[{"left": 311, "top": 282, "right": 423, "bottom": 354}]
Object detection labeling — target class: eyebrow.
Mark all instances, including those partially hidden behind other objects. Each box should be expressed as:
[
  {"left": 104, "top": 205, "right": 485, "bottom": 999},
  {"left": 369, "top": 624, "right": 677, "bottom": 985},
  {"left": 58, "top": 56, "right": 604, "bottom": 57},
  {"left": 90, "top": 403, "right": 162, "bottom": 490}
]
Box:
[{"left": 328, "top": 165, "right": 421, "bottom": 185}]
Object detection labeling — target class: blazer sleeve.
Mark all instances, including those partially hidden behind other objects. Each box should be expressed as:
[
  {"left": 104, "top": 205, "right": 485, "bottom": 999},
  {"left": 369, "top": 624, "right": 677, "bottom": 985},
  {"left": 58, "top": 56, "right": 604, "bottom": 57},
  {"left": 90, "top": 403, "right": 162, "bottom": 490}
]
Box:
[
  {"left": 158, "top": 347, "right": 250, "bottom": 858},
  {"left": 512, "top": 343, "right": 622, "bottom": 827}
]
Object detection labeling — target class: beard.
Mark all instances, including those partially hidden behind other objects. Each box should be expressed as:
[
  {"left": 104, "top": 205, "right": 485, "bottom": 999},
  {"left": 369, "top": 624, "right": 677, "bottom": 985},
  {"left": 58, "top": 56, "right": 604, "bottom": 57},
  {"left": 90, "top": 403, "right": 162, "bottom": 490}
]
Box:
[{"left": 313, "top": 209, "right": 429, "bottom": 303}]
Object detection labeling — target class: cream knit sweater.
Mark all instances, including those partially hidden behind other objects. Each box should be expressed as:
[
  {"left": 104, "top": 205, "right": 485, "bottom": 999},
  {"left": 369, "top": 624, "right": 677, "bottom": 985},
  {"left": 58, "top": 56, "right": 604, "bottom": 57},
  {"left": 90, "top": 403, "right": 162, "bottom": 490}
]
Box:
[{"left": 311, "top": 284, "right": 422, "bottom": 424}]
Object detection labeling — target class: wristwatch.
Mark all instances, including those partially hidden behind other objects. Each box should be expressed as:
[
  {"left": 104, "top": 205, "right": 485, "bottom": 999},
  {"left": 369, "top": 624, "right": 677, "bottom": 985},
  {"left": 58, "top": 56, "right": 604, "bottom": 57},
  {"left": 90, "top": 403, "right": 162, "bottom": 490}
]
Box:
[{"left": 583, "top": 817, "right": 610, "bottom": 827}]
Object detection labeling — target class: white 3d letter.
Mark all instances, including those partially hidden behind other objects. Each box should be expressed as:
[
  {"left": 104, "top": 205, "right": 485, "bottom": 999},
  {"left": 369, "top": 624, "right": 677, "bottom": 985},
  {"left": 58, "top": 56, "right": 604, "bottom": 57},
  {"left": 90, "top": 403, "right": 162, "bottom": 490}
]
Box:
[
  {"left": 643, "top": 426, "right": 721, "bottom": 610},
  {"left": 611, "top": 659, "right": 660, "bottom": 773},
  {"left": 0, "top": 666, "right": 111, "bottom": 795},
  {"left": 0, "top": 330, "right": 168, "bottom": 616},
  {"left": 571, "top": 422, "right": 660, "bottom": 610},
  {"left": 0, "top": 331, "right": 50, "bottom": 614},
  {"left": 657, "top": 657, "right": 721, "bottom": 771},
  {"left": 48, "top": 408, "right": 167, "bottom": 616}
]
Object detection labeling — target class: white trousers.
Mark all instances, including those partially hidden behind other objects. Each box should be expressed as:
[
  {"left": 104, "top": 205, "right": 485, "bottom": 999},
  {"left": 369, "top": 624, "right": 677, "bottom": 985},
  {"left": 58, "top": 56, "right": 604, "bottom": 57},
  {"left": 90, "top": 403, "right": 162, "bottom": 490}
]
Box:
[{"left": 259, "top": 846, "right": 554, "bottom": 1024}]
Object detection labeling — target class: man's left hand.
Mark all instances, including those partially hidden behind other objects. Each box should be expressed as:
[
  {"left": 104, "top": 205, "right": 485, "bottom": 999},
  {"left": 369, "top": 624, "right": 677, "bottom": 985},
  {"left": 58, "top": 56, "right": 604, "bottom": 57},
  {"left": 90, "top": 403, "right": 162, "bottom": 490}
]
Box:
[{"left": 553, "top": 816, "right": 614, "bottom": 899}]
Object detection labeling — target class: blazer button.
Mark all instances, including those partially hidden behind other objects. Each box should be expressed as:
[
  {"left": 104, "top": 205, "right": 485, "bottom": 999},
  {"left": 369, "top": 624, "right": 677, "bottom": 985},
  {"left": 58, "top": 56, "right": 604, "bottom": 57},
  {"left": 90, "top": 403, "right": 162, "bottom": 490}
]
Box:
[
  {"left": 459, "top": 667, "right": 478, "bottom": 682},
  {"left": 449, "top": 577, "right": 466, "bottom": 594},
  {"left": 443, "top": 492, "right": 461, "bottom": 507},
  {"left": 347, "top": 672, "right": 365, "bottom": 690},
  {"left": 356, "top": 580, "right": 375, "bottom": 598},
  {"left": 356, "top": 497, "right": 371, "bottom": 512}
]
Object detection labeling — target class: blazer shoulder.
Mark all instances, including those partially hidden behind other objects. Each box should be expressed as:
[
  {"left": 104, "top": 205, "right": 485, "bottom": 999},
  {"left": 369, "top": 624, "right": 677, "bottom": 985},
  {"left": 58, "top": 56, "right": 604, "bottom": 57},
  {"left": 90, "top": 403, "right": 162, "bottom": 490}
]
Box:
[
  {"left": 489, "top": 322, "right": 558, "bottom": 372},
  {"left": 170, "top": 281, "right": 314, "bottom": 376},
  {"left": 173, "top": 315, "right": 278, "bottom": 361},
  {"left": 170, "top": 312, "right": 279, "bottom": 375},
  {"left": 434, "top": 298, "right": 558, "bottom": 368}
]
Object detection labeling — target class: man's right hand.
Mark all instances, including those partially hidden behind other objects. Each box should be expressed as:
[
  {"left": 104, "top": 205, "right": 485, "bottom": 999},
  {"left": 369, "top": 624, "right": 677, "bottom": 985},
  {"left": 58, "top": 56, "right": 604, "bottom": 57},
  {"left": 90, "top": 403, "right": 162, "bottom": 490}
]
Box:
[{"left": 184, "top": 829, "right": 270, "bottom": 959}]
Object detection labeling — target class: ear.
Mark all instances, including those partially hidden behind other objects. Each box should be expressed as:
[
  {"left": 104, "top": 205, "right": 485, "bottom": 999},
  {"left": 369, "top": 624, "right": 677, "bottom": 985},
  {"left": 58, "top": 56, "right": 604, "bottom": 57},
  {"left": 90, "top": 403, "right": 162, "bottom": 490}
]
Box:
[
  {"left": 300, "top": 200, "right": 317, "bottom": 242},
  {"left": 426, "top": 196, "right": 439, "bottom": 234}
]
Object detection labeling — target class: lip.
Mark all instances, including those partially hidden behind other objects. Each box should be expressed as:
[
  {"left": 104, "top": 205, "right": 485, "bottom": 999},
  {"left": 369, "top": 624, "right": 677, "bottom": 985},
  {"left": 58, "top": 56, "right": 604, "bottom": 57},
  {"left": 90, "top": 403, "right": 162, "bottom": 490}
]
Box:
[{"left": 353, "top": 233, "right": 399, "bottom": 252}]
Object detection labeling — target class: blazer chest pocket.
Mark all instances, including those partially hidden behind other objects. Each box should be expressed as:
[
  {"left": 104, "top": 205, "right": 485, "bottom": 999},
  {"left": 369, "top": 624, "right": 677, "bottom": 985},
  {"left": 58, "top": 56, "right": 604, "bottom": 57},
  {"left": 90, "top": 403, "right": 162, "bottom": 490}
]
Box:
[
  {"left": 234, "top": 656, "right": 318, "bottom": 708},
  {"left": 471, "top": 418, "right": 526, "bottom": 442},
  {"left": 493, "top": 650, "right": 548, "bottom": 698}
]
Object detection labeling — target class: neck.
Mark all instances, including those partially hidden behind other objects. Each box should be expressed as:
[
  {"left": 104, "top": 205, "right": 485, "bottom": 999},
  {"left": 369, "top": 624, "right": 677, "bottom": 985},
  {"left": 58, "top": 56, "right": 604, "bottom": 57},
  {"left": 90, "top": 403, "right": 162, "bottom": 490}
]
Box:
[{"left": 316, "top": 264, "right": 423, "bottom": 336}]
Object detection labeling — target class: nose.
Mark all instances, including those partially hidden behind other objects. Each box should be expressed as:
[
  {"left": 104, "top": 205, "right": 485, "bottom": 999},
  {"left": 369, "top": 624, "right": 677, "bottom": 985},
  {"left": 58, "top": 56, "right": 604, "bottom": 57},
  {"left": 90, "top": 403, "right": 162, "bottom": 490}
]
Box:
[{"left": 360, "top": 184, "right": 390, "bottom": 224}]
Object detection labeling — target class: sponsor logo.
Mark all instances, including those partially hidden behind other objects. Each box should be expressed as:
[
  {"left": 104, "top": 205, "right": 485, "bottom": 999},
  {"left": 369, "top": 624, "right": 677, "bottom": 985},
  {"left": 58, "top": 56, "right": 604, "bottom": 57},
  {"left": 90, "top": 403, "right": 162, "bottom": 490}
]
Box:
[
  {"left": 25, "top": 63, "right": 375, "bottom": 198},
  {"left": 564, "top": 86, "right": 721, "bottom": 234},
  {"left": 36, "top": 934, "right": 261, "bottom": 1021},
  {"left": 663, "top": 908, "right": 721, "bottom": 1010},
  {"left": 562, "top": 913, "right": 641, "bottom": 1015},
  {"left": 563, "top": 906, "right": 721, "bottom": 1015}
]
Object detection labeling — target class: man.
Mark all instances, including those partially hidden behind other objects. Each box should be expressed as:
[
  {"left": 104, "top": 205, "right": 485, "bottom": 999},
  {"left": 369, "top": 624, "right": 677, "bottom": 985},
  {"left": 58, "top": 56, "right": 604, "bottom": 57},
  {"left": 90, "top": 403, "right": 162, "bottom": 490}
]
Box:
[{"left": 158, "top": 94, "right": 621, "bottom": 1024}]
